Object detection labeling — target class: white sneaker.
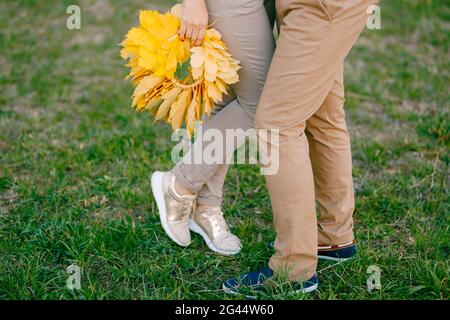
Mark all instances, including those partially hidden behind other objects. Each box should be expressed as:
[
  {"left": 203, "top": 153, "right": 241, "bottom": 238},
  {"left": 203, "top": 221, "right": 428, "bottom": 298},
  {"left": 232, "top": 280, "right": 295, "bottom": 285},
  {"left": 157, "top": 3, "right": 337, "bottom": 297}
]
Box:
[
  {"left": 151, "top": 171, "right": 196, "bottom": 247},
  {"left": 189, "top": 206, "right": 241, "bottom": 256}
]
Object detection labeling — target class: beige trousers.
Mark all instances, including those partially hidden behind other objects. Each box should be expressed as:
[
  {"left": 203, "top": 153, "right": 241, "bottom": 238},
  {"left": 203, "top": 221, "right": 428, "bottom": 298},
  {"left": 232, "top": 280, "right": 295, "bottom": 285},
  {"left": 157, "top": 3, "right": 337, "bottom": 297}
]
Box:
[
  {"left": 172, "top": 0, "right": 276, "bottom": 206},
  {"left": 256, "top": 0, "right": 378, "bottom": 281}
]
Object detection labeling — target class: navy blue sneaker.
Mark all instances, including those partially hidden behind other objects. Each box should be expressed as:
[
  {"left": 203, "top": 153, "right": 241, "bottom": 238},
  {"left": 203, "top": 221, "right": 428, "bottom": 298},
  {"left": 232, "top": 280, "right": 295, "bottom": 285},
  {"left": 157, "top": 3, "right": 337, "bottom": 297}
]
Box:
[
  {"left": 318, "top": 241, "right": 357, "bottom": 261},
  {"left": 223, "top": 267, "right": 318, "bottom": 298},
  {"left": 267, "top": 241, "right": 357, "bottom": 262}
]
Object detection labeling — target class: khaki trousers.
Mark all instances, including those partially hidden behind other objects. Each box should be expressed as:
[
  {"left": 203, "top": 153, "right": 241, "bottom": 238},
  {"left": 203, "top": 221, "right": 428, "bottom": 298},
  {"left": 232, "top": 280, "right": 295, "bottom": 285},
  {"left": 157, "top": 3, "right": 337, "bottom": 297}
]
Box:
[
  {"left": 256, "top": 0, "right": 378, "bottom": 281},
  {"left": 172, "top": 0, "right": 276, "bottom": 206}
]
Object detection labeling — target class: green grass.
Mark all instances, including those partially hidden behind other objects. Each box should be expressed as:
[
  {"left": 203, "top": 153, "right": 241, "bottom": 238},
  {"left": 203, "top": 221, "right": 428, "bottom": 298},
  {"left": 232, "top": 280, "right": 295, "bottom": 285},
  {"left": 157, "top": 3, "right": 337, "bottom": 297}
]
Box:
[{"left": 0, "top": 0, "right": 448, "bottom": 300}]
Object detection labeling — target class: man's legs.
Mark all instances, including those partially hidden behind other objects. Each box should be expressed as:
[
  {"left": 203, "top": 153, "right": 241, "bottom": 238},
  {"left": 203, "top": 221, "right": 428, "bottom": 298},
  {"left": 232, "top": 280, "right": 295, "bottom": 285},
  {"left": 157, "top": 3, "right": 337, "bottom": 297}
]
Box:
[
  {"left": 255, "top": 0, "right": 375, "bottom": 281},
  {"left": 306, "top": 63, "right": 355, "bottom": 247}
]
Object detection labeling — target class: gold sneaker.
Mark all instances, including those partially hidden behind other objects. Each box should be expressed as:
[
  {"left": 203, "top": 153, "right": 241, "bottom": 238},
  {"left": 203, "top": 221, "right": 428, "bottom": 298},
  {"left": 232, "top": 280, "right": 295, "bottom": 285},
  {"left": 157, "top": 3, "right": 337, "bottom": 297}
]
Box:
[
  {"left": 189, "top": 206, "right": 241, "bottom": 256},
  {"left": 151, "top": 171, "right": 196, "bottom": 247}
]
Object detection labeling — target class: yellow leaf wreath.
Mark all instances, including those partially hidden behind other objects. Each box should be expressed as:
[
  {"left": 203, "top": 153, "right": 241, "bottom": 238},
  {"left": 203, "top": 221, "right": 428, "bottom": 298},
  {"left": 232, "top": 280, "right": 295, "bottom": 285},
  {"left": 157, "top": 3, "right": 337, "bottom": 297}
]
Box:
[{"left": 120, "top": 4, "right": 241, "bottom": 135}]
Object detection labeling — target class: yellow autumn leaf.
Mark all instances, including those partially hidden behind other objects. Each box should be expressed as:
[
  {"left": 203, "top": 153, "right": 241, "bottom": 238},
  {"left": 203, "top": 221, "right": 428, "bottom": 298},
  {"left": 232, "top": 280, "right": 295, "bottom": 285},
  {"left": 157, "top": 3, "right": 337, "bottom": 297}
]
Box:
[
  {"left": 191, "top": 66, "right": 203, "bottom": 80},
  {"left": 186, "top": 90, "right": 197, "bottom": 136},
  {"left": 145, "top": 99, "right": 162, "bottom": 112},
  {"left": 218, "top": 70, "right": 239, "bottom": 85},
  {"left": 215, "top": 78, "right": 228, "bottom": 94},
  {"left": 138, "top": 47, "right": 158, "bottom": 70},
  {"left": 206, "top": 82, "right": 222, "bottom": 103},
  {"left": 133, "top": 75, "right": 161, "bottom": 98},
  {"left": 154, "top": 87, "right": 182, "bottom": 121},
  {"left": 204, "top": 58, "right": 218, "bottom": 82},
  {"left": 169, "top": 90, "right": 191, "bottom": 130},
  {"left": 190, "top": 47, "right": 206, "bottom": 69},
  {"left": 203, "top": 94, "right": 212, "bottom": 116}
]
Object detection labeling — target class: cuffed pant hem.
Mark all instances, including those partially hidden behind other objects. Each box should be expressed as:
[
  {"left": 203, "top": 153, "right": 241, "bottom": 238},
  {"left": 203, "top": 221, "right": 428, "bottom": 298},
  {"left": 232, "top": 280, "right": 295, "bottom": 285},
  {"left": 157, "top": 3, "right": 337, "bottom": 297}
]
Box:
[
  {"left": 318, "top": 231, "right": 355, "bottom": 247},
  {"left": 269, "top": 258, "right": 317, "bottom": 283}
]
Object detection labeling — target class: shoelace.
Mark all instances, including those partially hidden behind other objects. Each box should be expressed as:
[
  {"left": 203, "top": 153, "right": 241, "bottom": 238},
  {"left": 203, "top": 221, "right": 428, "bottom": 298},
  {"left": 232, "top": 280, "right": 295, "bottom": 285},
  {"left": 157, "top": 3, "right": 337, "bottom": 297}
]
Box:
[
  {"left": 198, "top": 208, "right": 238, "bottom": 243},
  {"left": 205, "top": 208, "right": 229, "bottom": 229}
]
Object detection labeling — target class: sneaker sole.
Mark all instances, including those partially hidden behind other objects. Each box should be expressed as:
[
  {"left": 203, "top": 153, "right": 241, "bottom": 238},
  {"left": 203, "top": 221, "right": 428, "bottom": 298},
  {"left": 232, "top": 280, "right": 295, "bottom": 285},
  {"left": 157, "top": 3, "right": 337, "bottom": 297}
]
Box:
[
  {"left": 189, "top": 219, "right": 240, "bottom": 256},
  {"left": 151, "top": 171, "right": 190, "bottom": 247},
  {"left": 222, "top": 284, "right": 256, "bottom": 299},
  {"left": 222, "top": 282, "right": 318, "bottom": 299},
  {"left": 318, "top": 254, "right": 353, "bottom": 262}
]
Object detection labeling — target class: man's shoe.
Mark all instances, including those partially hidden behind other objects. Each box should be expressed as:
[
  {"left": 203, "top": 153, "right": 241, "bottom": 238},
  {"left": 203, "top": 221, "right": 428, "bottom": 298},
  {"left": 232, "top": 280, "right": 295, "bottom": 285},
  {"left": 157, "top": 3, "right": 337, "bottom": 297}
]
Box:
[
  {"left": 318, "top": 241, "right": 357, "bottom": 261},
  {"left": 223, "top": 267, "right": 318, "bottom": 298},
  {"left": 151, "top": 171, "right": 196, "bottom": 247},
  {"left": 189, "top": 206, "right": 241, "bottom": 256},
  {"left": 267, "top": 240, "right": 357, "bottom": 262}
]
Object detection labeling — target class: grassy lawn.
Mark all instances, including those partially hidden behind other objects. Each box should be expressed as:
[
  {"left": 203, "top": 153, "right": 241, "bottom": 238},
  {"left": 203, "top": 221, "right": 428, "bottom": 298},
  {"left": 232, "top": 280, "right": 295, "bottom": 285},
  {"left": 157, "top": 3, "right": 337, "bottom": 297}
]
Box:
[{"left": 0, "top": 0, "right": 448, "bottom": 300}]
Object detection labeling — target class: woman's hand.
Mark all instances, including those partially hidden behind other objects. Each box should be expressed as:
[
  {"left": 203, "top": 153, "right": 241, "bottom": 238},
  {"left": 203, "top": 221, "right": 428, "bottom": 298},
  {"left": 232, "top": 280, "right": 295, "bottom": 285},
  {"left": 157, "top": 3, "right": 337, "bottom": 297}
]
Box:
[{"left": 180, "top": 0, "right": 208, "bottom": 46}]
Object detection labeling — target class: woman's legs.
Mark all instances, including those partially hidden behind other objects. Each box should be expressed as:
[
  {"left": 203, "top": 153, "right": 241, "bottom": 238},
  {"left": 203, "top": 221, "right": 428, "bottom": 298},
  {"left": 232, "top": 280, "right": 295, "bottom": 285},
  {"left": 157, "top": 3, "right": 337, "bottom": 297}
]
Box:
[
  {"left": 152, "top": 0, "right": 275, "bottom": 254},
  {"left": 255, "top": 0, "right": 376, "bottom": 281},
  {"left": 172, "top": 0, "right": 276, "bottom": 205}
]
